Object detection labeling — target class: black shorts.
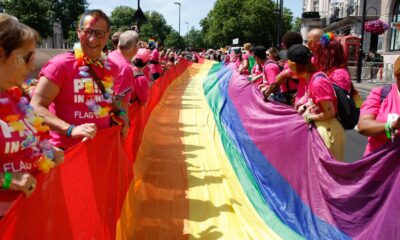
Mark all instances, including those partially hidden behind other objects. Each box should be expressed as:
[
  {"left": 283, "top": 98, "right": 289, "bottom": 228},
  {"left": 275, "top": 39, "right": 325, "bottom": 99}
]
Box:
[{"left": 151, "top": 73, "right": 160, "bottom": 81}]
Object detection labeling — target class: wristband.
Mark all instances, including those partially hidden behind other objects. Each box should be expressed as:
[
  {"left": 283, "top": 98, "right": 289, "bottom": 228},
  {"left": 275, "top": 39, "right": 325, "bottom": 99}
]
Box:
[
  {"left": 116, "top": 110, "right": 127, "bottom": 116},
  {"left": 2, "top": 172, "right": 12, "bottom": 189},
  {"left": 385, "top": 121, "right": 392, "bottom": 139},
  {"left": 66, "top": 124, "right": 75, "bottom": 138}
]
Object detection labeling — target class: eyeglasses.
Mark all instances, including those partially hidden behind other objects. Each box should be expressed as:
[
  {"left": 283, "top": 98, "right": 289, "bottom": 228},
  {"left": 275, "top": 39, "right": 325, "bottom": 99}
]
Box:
[{"left": 80, "top": 28, "right": 108, "bottom": 39}]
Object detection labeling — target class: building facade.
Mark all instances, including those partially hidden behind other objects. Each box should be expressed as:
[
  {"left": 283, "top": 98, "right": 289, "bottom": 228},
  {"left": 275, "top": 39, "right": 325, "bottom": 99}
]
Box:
[
  {"left": 381, "top": 0, "right": 400, "bottom": 65},
  {"left": 302, "top": 0, "right": 400, "bottom": 66}
]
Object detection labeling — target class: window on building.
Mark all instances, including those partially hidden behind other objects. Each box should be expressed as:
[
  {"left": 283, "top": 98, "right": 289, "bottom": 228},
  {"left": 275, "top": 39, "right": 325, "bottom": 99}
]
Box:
[
  {"left": 390, "top": 0, "right": 400, "bottom": 51},
  {"left": 313, "top": 0, "right": 319, "bottom": 12}
]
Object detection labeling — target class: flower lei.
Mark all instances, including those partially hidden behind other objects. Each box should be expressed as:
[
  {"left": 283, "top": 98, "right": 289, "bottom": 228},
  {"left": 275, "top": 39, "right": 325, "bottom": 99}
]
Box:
[
  {"left": 73, "top": 43, "right": 113, "bottom": 118},
  {"left": 0, "top": 87, "right": 55, "bottom": 174}
]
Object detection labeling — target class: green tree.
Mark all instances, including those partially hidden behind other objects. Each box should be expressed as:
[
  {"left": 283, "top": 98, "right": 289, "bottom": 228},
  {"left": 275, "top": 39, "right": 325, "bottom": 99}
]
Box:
[
  {"left": 200, "top": 0, "right": 293, "bottom": 48},
  {"left": 165, "top": 30, "right": 185, "bottom": 49},
  {"left": 140, "top": 11, "right": 172, "bottom": 43},
  {"left": 3, "top": 0, "right": 53, "bottom": 38},
  {"left": 110, "top": 6, "right": 136, "bottom": 33},
  {"left": 53, "top": 0, "right": 87, "bottom": 39},
  {"left": 291, "top": 17, "right": 302, "bottom": 32},
  {"left": 186, "top": 27, "right": 204, "bottom": 48}
]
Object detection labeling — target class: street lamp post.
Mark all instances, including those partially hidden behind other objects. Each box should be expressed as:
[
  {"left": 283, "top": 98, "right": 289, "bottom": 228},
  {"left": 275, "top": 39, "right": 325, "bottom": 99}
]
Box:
[
  {"left": 174, "top": 2, "right": 181, "bottom": 36},
  {"left": 184, "top": 21, "right": 189, "bottom": 45},
  {"left": 356, "top": 0, "right": 367, "bottom": 83}
]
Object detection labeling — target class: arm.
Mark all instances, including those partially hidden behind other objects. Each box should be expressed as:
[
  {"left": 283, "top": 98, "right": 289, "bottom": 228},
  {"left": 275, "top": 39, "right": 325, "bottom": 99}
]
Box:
[
  {"left": 238, "top": 59, "right": 248, "bottom": 73},
  {"left": 304, "top": 100, "right": 336, "bottom": 122},
  {"left": 263, "top": 68, "right": 291, "bottom": 100},
  {"left": 358, "top": 114, "right": 400, "bottom": 136},
  {"left": 30, "top": 77, "right": 68, "bottom": 133},
  {"left": 30, "top": 76, "right": 97, "bottom": 139}
]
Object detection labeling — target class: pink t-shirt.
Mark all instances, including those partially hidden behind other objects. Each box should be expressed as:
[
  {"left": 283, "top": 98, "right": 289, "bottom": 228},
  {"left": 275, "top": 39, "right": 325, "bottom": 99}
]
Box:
[
  {"left": 262, "top": 61, "right": 280, "bottom": 86},
  {"left": 360, "top": 84, "right": 400, "bottom": 156},
  {"left": 0, "top": 93, "right": 43, "bottom": 215},
  {"left": 39, "top": 52, "right": 117, "bottom": 149},
  {"left": 131, "top": 67, "right": 150, "bottom": 104},
  {"left": 307, "top": 72, "right": 337, "bottom": 114},
  {"left": 149, "top": 49, "right": 162, "bottom": 74},
  {"left": 251, "top": 63, "right": 263, "bottom": 88},
  {"left": 251, "top": 63, "right": 262, "bottom": 76},
  {"left": 328, "top": 68, "right": 351, "bottom": 93},
  {"left": 280, "top": 61, "right": 299, "bottom": 93},
  {"left": 107, "top": 50, "right": 134, "bottom": 103}
]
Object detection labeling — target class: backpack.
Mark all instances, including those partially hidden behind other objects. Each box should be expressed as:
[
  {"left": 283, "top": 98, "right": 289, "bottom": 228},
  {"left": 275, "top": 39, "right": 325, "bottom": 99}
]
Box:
[
  {"left": 315, "top": 73, "right": 359, "bottom": 130},
  {"left": 380, "top": 84, "right": 392, "bottom": 103}
]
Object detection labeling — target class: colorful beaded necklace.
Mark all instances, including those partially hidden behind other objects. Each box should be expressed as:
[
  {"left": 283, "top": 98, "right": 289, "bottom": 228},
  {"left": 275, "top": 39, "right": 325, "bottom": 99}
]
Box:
[
  {"left": 73, "top": 43, "right": 113, "bottom": 118},
  {"left": 0, "top": 87, "right": 56, "bottom": 173}
]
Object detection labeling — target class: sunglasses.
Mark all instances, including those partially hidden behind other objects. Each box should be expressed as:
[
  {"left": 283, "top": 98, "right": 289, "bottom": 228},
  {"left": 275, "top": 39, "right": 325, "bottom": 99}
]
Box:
[{"left": 80, "top": 28, "right": 107, "bottom": 39}]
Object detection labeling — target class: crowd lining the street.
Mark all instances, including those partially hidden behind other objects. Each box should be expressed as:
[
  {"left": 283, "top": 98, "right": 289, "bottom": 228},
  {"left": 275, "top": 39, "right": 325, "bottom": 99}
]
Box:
[{"left": 0, "top": 8, "right": 399, "bottom": 218}]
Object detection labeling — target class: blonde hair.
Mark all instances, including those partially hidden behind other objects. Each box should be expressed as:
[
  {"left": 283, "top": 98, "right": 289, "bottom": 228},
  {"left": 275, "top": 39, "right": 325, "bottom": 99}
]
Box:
[
  {"left": 394, "top": 56, "right": 400, "bottom": 79},
  {"left": 243, "top": 43, "right": 251, "bottom": 51},
  {"left": 0, "top": 13, "right": 40, "bottom": 58}
]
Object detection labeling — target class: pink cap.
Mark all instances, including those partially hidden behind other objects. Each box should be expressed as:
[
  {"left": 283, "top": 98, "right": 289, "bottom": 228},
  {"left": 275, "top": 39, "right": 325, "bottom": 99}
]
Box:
[{"left": 135, "top": 48, "right": 150, "bottom": 63}]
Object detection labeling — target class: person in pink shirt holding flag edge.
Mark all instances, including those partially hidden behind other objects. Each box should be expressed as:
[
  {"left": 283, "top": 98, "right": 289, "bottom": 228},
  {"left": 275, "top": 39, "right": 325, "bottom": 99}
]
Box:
[
  {"left": 31, "top": 10, "right": 129, "bottom": 149},
  {"left": 358, "top": 56, "right": 400, "bottom": 156}
]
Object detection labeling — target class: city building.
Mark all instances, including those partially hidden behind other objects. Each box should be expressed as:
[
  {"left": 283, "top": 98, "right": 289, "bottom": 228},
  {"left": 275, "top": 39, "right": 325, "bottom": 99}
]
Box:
[
  {"left": 381, "top": 0, "right": 400, "bottom": 65},
  {"left": 302, "top": 0, "right": 399, "bottom": 66},
  {"left": 302, "top": 1, "right": 380, "bottom": 51}
]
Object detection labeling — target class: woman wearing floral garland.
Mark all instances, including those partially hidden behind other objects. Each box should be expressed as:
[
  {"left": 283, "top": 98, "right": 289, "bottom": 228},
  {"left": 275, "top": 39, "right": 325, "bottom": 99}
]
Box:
[
  {"left": 31, "top": 10, "right": 128, "bottom": 149},
  {"left": 0, "top": 13, "right": 63, "bottom": 215}
]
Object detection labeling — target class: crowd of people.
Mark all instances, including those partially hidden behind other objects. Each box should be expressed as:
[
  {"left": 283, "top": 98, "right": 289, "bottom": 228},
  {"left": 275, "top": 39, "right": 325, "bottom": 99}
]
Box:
[
  {"left": 0, "top": 8, "right": 399, "bottom": 218},
  {"left": 209, "top": 29, "right": 400, "bottom": 162}
]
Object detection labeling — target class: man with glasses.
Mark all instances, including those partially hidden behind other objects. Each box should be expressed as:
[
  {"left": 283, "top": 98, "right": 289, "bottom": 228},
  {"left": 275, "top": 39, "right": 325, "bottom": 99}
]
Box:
[
  {"left": 31, "top": 10, "right": 128, "bottom": 149},
  {"left": 305, "top": 28, "right": 324, "bottom": 53}
]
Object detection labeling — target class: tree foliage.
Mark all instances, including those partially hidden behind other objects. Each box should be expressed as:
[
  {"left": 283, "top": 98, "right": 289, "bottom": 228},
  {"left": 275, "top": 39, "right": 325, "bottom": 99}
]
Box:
[
  {"left": 53, "top": 0, "right": 87, "bottom": 39},
  {"left": 165, "top": 30, "right": 185, "bottom": 50},
  {"left": 110, "top": 6, "right": 136, "bottom": 33},
  {"left": 200, "top": 0, "right": 293, "bottom": 48},
  {"left": 3, "top": 0, "right": 53, "bottom": 38},
  {"left": 3, "top": 0, "right": 86, "bottom": 40},
  {"left": 185, "top": 27, "right": 205, "bottom": 49},
  {"left": 140, "top": 11, "right": 172, "bottom": 43},
  {"left": 291, "top": 17, "right": 302, "bottom": 32}
]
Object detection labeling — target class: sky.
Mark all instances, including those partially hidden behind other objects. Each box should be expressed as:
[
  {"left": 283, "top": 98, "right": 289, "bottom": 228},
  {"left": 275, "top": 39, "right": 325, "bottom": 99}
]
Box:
[{"left": 87, "top": 0, "right": 303, "bottom": 35}]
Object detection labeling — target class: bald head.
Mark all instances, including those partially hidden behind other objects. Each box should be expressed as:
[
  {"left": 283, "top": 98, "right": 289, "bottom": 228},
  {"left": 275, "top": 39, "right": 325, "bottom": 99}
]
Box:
[
  {"left": 118, "top": 30, "right": 139, "bottom": 51},
  {"left": 306, "top": 28, "right": 324, "bottom": 52}
]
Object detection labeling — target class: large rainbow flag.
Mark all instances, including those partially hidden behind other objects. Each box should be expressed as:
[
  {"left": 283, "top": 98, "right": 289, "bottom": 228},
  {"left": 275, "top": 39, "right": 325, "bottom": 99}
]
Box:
[{"left": 0, "top": 60, "right": 399, "bottom": 239}]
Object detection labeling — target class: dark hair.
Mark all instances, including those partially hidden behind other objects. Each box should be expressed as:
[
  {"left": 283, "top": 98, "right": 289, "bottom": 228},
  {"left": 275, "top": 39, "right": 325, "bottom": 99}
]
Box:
[
  {"left": 287, "top": 44, "right": 312, "bottom": 65},
  {"left": 79, "top": 9, "right": 111, "bottom": 31},
  {"left": 282, "top": 31, "right": 303, "bottom": 49},
  {"left": 252, "top": 46, "right": 267, "bottom": 60},
  {"left": 133, "top": 58, "right": 147, "bottom": 68},
  {"left": 0, "top": 13, "right": 40, "bottom": 58},
  {"left": 157, "top": 41, "right": 164, "bottom": 48}
]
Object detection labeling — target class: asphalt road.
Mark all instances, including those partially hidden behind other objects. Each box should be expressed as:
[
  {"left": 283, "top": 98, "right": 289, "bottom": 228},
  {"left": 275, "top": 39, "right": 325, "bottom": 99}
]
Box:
[{"left": 343, "top": 84, "right": 374, "bottom": 163}]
